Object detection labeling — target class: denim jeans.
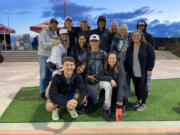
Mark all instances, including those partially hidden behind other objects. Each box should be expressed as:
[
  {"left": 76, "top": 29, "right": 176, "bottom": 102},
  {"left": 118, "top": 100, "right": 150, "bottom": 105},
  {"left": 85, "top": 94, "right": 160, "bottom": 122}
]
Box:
[{"left": 38, "top": 55, "right": 52, "bottom": 94}]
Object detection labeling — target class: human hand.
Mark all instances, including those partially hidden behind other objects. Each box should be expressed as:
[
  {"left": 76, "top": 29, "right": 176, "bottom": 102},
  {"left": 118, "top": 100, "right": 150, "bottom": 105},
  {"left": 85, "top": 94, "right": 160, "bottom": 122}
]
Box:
[
  {"left": 111, "top": 79, "right": 117, "bottom": 87},
  {"left": 147, "top": 71, "right": 152, "bottom": 76},
  {"left": 53, "top": 40, "right": 59, "bottom": 46},
  {"left": 66, "top": 99, "right": 78, "bottom": 109}
]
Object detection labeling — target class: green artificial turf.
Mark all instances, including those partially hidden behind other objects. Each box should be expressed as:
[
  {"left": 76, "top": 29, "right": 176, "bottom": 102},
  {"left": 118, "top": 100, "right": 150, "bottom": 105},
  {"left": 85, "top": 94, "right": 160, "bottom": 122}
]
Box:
[{"left": 0, "top": 78, "right": 180, "bottom": 123}]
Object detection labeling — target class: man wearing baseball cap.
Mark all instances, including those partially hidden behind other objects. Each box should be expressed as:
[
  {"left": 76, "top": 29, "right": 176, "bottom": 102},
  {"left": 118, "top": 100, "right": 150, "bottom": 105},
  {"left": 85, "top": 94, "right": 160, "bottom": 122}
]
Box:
[
  {"left": 76, "top": 17, "right": 91, "bottom": 42},
  {"left": 136, "top": 20, "right": 155, "bottom": 48},
  {"left": 91, "top": 16, "right": 112, "bottom": 53},
  {"left": 86, "top": 34, "right": 113, "bottom": 119},
  {"left": 63, "top": 16, "right": 77, "bottom": 56},
  {"left": 38, "top": 18, "right": 59, "bottom": 99}
]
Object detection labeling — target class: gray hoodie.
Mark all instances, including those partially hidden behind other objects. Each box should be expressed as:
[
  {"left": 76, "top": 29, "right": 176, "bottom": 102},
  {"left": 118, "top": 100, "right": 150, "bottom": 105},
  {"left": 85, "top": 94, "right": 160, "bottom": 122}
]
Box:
[{"left": 38, "top": 27, "right": 58, "bottom": 56}]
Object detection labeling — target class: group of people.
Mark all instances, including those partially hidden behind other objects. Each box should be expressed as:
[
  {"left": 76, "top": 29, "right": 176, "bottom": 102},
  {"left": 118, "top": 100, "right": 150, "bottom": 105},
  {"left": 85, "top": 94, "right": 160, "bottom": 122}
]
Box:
[{"left": 38, "top": 16, "right": 155, "bottom": 121}]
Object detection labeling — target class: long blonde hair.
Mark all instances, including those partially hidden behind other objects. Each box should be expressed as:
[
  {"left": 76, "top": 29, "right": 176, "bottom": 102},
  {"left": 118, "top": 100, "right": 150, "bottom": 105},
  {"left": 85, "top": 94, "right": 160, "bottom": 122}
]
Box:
[{"left": 60, "top": 35, "right": 69, "bottom": 48}]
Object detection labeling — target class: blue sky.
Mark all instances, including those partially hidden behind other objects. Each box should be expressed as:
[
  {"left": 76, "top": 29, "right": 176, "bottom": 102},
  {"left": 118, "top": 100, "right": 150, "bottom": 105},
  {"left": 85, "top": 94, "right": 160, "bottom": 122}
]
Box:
[{"left": 0, "top": 0, "right": 180, "bottom": 37}]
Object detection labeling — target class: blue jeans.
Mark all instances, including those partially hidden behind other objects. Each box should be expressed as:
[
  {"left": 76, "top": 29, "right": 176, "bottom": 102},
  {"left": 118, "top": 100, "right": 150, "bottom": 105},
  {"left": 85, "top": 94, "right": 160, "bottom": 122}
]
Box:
[{"left": 38, "top": 55, "right": 52, "bottom": 94}]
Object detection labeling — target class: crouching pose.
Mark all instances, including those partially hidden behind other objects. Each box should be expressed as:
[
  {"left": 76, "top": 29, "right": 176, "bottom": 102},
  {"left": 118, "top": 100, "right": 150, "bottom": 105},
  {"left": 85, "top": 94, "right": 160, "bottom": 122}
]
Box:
[
  {"left": 45, "top": 57, "right": 86, "bottom": 120},
  {"left": 96, "top": 52, "right": 120, "bottom": 120}
]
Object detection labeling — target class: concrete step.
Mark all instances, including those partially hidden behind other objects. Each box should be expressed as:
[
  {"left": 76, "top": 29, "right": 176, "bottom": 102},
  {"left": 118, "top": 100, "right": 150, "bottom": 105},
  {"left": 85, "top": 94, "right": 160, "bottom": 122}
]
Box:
[{"left": 1, "top": 51, "right": 38, "bottom": 62}]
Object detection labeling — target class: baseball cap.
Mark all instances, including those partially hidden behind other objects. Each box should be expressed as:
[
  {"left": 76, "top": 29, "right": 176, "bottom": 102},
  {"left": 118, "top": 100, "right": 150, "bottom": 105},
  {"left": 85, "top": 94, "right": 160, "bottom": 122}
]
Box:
[
  {"left": 138, "top": 21, "right": 146, "bottom": 25},
  {"left": 65, "top": 16, "right": 72, "bottom": 21},
  {"left": 59, "top": 29, "right": 68, "bottom": 35},
  {"left": 81, "top": 17, "right": 88, "bottom": 22},
  {"left": 50, "top": 18, "right": 58, "bottom": 24},
  {"left": 89, "top": 34, "right": 100, "bottom": 41}
]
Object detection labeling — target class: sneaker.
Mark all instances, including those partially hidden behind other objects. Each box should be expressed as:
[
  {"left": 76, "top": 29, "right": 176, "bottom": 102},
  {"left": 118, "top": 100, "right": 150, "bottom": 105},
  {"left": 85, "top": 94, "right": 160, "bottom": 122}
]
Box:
[
  {"left": 137, "top": 104, "right": 147, "bottom": 111},
  {"left": 104, "top": 110, "right": 112, "bottom": 120},
  {"left": 76, "top": 106, "right": 88, "bottom": 114},
  {"left": 52, "top": 108, "right": 59, "bottom": 120},
  {"left": 132, "top": 100, "right": 141, "bottom": 108},
  {"left": 68, "top": 108, "right": 78, "bottom": 118}
]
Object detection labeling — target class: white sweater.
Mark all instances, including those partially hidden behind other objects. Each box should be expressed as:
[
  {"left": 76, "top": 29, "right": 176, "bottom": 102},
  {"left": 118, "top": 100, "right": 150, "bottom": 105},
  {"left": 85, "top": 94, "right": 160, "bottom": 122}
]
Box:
[
  {"left": 47, "top": 43, "right": 63, "bottom": 68},
  {"left": 47, "top": 42, "right": 68, "bottom": 69}
]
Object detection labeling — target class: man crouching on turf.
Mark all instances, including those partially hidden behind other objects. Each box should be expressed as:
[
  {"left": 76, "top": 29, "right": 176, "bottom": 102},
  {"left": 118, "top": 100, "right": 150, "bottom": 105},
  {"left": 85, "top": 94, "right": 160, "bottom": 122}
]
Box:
[{"left": 45, "top": 56, "right": 86, "bottom": 120}]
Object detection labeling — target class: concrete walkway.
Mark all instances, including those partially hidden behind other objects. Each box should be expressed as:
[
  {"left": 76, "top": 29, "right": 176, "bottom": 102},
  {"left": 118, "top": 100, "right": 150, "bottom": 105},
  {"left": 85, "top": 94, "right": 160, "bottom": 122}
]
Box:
[
  {"left": 0, "top": 62, "right": 39, "bottom": 117},
  {"left": 1, "top": 121, "right": 180, "bottom": 134},
  {"left": 0, "top": 51, "right": 180, "bottom": 134}
]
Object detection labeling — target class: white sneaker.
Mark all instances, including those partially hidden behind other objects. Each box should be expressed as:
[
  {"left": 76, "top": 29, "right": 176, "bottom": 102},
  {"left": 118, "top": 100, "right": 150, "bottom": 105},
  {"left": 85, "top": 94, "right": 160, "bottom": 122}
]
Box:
[
  {"left": 137, "top": 104, "right": 147, "bottom": 111},
  {"left": 52, "top": 108, "right": 59, "bottom": 120},
  {"left": 68, "top": 108, "right": 78, "bottom": 118}
]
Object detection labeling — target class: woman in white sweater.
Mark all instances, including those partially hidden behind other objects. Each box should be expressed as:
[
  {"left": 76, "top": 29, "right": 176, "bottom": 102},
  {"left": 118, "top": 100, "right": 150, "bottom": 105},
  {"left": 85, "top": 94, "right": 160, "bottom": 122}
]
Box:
[{"left": 47, "top": 29, "right": 69, "bottom": 72}]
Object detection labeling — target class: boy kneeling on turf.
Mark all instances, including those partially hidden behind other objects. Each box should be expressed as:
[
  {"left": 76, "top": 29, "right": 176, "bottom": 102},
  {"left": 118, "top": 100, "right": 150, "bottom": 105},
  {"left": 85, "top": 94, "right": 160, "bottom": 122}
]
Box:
[{"left": 45, "top": 56, "right": 86, "bottom": 120}]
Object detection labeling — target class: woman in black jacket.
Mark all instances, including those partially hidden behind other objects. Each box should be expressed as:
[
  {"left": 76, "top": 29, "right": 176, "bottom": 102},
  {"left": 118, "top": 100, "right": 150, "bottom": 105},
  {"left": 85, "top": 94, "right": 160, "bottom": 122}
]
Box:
[
  {"left": 97, "top": 52, "right": 129, "bottom": 119},
  {"left": 124, "top": 30, "right": 155, "bottom": 111},
  {"left": 70, "top": 34, "right": 88, "bottom": 64}
]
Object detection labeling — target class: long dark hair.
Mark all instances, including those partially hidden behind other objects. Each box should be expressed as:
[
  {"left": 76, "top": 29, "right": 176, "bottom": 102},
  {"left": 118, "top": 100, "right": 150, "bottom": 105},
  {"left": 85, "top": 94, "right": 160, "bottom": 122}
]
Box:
[
  {"left": 75, "top": 61, "right": 87, "bottom": 78},
  {"left": 77, "top": 34, "right": 88, "bottom": 52},
  {"left": 104, "top": 52, "right": 119, "bottom": 74}
]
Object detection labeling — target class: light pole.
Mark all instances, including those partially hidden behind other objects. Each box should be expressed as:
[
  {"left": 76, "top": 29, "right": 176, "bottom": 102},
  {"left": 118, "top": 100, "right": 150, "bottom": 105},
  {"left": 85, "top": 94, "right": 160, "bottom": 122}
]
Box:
[{"left": 64, "top": 0, "right": 66, "bottom": 19}]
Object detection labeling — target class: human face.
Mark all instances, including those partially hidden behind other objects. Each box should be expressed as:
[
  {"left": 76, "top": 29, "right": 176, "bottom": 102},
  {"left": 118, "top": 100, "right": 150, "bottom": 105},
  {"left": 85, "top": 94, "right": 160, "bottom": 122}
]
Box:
[
  {"left": 80, "top": 21, "right": 88, "bottom": 31},
  {"left": 65, "top": 19, "right": 72, "bottom": 28},
  {"left": 78, "top": 36, "right": 86, "bottom": 47},
  {"left": 89, "top": 40, "right": 100, "bottom": 50},
  {"left": 111, "top": 23, "right": 118, "bottom": 33},
  {"left": 60, "top": 34, "right": 68, "bottom": 41},
  {"left": 98, "top": 21, "right": 105, "bottom": 29},
  {"left": 76, "top": 64, "right": 86, "bottom": 74},
  {"left": 62, "top": 61, "right": 75, "bottom": 75},
  {"left": 108, "top": 54, "right": 117, "bottom": 68},
  {"left": 49, "top": 22, "right": 58, "bottom": 31},
  {"left": 138, "top": 25, "right": 145, "bottom": 31},
  {"left": 120, "top": 26, "right": 128, "bottom": 37},
  {"left": 132, "top": 32, "right": 141, "bottom": 44}
]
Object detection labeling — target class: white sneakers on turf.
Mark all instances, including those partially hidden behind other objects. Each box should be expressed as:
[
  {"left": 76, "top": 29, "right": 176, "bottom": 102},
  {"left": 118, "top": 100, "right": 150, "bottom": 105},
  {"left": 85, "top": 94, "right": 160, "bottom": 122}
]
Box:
[
  {"left": 68, "top": 108, "right": 78, "bottom": 118},
  {"left": 52, "top": 108, "right": 59, "bottom": 120}
]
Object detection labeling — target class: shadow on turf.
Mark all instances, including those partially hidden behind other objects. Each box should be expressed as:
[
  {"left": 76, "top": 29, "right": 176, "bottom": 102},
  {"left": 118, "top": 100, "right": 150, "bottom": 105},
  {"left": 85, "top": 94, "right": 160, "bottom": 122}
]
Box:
[
  {"left": 15, "top": 88, "right": 75, "bottom": 134},
  {"left": 14, "top": 88, "right": 40, "bottom": 101},
  {"left": 30, "top": 101, "right": 76, "bottom": 134}
]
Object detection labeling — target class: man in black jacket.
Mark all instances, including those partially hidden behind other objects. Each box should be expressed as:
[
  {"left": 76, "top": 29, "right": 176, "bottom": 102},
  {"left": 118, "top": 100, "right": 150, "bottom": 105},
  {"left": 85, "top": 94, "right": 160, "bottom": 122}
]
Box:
[
  {"left": 46, "top": 57, "right": 86, "bottom": 120},
  {"left": 76, "top": 17, "right": 91, "bottom": 43},
  {"left": 86, "top": 34, "right": 108, "bottom": 115},
  {"left": 136, "top": 20, "right": 155, "bottom": 48},
  {"left": 91, "top": 16, "right": 112, "bottom": 53},
  {"left": 64, "top": 16, "right": 77, "bottom": 55}
]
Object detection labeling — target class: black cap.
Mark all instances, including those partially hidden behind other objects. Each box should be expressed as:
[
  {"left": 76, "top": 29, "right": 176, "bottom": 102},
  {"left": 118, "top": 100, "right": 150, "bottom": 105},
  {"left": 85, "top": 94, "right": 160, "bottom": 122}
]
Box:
[
  {"left": 50, "top": 18, "right": 58, "bottom": 24},
  {"left": 97, "top": 16, "right": 106, "bottom": 24}
]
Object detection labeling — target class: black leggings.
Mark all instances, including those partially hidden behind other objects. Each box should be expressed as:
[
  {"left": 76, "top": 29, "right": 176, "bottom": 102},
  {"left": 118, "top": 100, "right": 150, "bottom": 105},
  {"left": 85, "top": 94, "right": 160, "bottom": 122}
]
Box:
[{"left": 132, "top": 76, "right": 148, "bottom": 104}]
